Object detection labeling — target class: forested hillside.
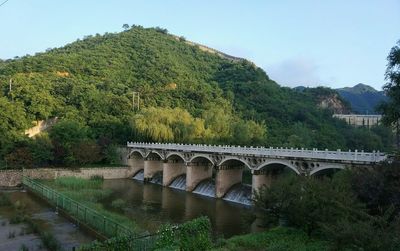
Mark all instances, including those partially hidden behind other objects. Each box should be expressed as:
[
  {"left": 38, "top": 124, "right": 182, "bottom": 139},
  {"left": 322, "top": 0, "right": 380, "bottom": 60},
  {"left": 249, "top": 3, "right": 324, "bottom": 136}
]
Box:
[
  {"left": 0, "top": 26, "right": 394, "bottom": 167},
  {"left": 336, "top": 83, "right": 387, "bottom": 114}
]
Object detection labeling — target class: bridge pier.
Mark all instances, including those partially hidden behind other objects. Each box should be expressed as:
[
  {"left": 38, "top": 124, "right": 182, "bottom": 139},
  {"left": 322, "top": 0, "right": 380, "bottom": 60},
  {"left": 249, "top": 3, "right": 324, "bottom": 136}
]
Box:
[
  {"left": 144, "top": 159, "right": 163, "bottom": 182},
  {"left": 215, "top": 166, "right": 243, "bottom": 198},
  {"left": 127, "top": 153, "right": 145, "bottom": 177},
  {"left": 186, "top": 162, "right": 213, "bottom": 192},
  {"left": 163, "top": 160, "right": 187, "bottom": 186},
  {"left": 252, "top": 171, "right": 274, "bottom": 195}
]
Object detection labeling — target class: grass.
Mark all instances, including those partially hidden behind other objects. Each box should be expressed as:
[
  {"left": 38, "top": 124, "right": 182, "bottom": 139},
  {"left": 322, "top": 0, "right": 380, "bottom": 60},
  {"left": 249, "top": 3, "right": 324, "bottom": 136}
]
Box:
[
  {"left": 0, "top": 192, "right": 12, "bottom": 207},
  {"left": 44, "top": 177, "right": 138, "bottom": 232},
  {"left": 212, "top": 227, "right": 333, "bottom": 251},
  {"left": 53, "top": 176, "right": 103, "bottom": 190}
]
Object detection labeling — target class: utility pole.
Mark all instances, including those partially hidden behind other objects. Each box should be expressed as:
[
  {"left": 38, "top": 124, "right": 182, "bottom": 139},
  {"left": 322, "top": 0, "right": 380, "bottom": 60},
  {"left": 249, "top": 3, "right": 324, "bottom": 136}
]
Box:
[
  {"left": 9, "top": 78, "right": 13, "bottom": 101},
  {"left": 132, "top": 92, "right": 140, "bottom": 111}
]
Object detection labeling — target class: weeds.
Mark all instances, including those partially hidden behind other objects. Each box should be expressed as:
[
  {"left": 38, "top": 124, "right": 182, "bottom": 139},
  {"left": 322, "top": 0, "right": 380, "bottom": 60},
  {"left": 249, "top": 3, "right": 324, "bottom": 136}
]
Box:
[
  {"left": 54, "top": 176, "right": 103, "bottom": 190},
  {"left": 18, "top": 244, "right": 29, "bottom": 251},
  {"left": 0, "top": 192, "right": 12, "bottom": 207}
]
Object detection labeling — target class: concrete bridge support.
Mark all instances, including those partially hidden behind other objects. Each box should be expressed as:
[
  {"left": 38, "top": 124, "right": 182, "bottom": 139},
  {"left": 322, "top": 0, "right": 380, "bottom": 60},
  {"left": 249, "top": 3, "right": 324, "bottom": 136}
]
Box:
[
  {"left": 144, "top": 159, "right": 163, "bottom": 182},
  {"left": 215, "top": 167, "right": 243, "bottom": 198},
  {"left": 163, "top": 161, "right": 187, "bottom": 186},
  {"left": 186, "top": 162, "right": 213, "bottom": 192},
  {"left": 127, "top": 153, "right": 145, "bottom": 177},
  {"left": 252, "top": 173, "right": 274, "bottom": 195}
]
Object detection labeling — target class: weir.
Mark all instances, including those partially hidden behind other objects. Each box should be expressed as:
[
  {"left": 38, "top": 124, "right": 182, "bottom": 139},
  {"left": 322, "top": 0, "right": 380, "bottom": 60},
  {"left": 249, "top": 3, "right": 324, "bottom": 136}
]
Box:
[
  {"left": 193, "top": 179, "right": 216, "bottom": 198},
  {"left": 223, "top": 184, "right": 252, "bottom": 205},
  {"left": 132, "top": 170, "right": 145, "bottom": 181},
  {"left": 169, "top": 175, "right": 186, "bottom": 190}
]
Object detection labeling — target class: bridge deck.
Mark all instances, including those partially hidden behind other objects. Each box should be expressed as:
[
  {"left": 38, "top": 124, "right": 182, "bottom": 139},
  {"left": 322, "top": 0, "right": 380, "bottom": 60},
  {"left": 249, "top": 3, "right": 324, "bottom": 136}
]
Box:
[{"left": 127, "top": 142, "right": 387, "bottom": 163}]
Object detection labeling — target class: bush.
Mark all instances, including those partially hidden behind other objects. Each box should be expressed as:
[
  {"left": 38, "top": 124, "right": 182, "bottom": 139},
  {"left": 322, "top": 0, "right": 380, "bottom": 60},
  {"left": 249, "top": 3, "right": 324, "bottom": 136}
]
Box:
[
  {"left": 155, "top": 216, "right": 212, "bottom": 251},
  {"left": 111, "top": 199, "right": 126, "bottom": 211},
  {"left": 0, "top": 192, "right": 12, "bottom": 207}
]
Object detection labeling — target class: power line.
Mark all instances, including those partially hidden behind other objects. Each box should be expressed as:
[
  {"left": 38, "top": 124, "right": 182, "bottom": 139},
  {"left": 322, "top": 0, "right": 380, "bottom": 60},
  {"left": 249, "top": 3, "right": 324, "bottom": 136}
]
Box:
[{"left": 0, "top": 0, "right": 10, "bottom": 7}]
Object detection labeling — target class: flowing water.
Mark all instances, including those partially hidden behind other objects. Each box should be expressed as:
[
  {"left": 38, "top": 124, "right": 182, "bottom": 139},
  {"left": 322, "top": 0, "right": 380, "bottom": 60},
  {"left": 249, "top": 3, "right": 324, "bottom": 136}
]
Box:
[
  {"left": 132, "top": 170, "right": 144, "bottom": 181},
  {"left": 192, "top": 179, "right": 216, "bottom": 198},
  {"left": 149, "top": 172, "right": 163, "bottom": 185},
  {"left": 102, "top": 179, "right": 260, "bottom": 238},
  {"left": 169, "top": 175, "right": 186, "bottom": 190},
  {"left": 223, "top": 184, "right": 252, "bottom": 205}
]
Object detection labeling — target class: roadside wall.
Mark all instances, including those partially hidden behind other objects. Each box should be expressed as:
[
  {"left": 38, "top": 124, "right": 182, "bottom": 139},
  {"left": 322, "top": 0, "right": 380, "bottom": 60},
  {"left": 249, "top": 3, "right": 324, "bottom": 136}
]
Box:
[{"left": 0, "top": 167, "right": 132, "bottom": 187}]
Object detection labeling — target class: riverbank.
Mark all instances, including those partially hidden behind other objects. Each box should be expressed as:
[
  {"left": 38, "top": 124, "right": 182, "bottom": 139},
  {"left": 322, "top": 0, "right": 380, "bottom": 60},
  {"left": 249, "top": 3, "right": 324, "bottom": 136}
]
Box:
[
  {"left": 212, "top": 227, "right": 332, "bottom": 251},
  {"left": 0, "top": 190, "right": 94, "bottom": 250}
]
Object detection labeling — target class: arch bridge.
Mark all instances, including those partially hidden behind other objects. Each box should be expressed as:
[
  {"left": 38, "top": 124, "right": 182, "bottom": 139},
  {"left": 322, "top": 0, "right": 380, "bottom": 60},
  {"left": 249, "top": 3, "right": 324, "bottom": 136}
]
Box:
[{"left": 126, "top": 142, "right": 387, "bottom": 199}]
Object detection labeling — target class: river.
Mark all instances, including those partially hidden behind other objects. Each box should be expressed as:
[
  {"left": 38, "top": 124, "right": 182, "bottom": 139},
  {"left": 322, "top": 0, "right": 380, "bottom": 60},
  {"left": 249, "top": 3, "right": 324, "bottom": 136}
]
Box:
[{"left": 101, "top": 179, "right": 262, "bottom": 238}]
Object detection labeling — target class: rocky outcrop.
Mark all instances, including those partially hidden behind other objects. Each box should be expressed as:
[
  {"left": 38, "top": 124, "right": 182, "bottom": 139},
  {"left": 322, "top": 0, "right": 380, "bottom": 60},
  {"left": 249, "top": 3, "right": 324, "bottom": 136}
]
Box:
[{"left": 318, "top": 93, "right": 351, "bottom": 114}]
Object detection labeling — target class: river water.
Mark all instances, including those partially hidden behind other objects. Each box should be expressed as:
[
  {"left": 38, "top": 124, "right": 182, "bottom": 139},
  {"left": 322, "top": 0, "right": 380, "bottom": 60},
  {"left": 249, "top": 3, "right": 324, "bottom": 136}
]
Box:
[{"left": 101, "top": 179, "right": 262, "bottom": 238}]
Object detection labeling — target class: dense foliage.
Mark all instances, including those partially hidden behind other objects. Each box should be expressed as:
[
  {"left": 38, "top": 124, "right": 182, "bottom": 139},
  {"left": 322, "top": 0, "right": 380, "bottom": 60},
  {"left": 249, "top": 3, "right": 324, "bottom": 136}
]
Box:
[
  {"left": 379, "top": 40, "right": 400, "bottom": 148},
  {"left": 254, "top": 159, "right": 400, "bottom": 250},
  {"left": 0, "top": 26, "right": 394, "bottom": 167}
]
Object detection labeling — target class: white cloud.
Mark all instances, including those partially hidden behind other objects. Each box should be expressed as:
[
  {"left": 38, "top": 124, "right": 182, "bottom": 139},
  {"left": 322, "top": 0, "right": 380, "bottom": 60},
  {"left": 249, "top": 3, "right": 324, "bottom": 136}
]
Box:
[{"left": 265, "top": 57, "right": 324, "bottom": 88}]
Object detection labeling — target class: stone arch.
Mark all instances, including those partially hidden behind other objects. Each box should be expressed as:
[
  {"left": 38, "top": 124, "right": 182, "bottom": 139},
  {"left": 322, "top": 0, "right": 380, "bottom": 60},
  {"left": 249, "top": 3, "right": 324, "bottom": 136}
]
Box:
[
  {"left": 128, "top": 150, "right": 145, "bottom": 159},
  {"left": 145, "top": 150, "right": 164, "bottom": 160},
  {"left": 256, "top": 160, "right": 300, "bottom": 175},
  {"left": 165, "top": 152, "right": 186, "bottom": 162},
  {"left": 218, "top": 157, "right": 252, "bottom": 170},
  {"left": 310, "top": 165, "right": 345, "bottom": 176},
  {"left": 189, "top": 155, "right": 215, "bottom": 165}
]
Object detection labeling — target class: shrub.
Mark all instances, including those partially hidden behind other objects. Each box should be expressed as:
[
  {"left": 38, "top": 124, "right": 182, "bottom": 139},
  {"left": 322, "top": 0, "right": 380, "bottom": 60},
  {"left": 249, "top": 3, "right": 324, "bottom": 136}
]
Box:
[
  {"left": 111, "top": 199, "right": 126, "bottom": 211},
  {"left": 0, "top": 192, "right": 12, "bottom": 207},
  {"left": 155, "top": 216, "right": 212, "bottom": 251}
]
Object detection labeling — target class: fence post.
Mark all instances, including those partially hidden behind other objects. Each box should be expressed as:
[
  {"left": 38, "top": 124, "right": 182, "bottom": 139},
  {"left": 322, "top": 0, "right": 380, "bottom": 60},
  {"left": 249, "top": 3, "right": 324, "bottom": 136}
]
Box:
[
  {"left": 103, "top": 216, "right": 106, "bottom": 234},
  {"left": 84, "top": 207, "right": 87, "bottom": 223}
]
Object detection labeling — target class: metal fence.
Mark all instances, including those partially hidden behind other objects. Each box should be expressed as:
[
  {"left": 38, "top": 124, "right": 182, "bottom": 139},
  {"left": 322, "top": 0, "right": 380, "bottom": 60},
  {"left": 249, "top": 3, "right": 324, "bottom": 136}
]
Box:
[{"left": 22, "top": 176, "right": 158, "bottom": 250}]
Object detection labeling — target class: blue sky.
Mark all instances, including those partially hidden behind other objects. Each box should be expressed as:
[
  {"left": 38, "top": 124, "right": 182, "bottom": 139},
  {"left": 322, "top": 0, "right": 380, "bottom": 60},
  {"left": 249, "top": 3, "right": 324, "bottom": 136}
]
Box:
[{"left": 0, "top": 1, "right": 399, "bottom": 90}]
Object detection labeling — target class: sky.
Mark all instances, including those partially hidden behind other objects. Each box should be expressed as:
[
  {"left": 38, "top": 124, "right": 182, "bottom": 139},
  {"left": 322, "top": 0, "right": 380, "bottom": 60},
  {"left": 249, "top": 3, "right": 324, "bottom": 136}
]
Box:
[{"left": 0, "top": 1, "right": 399, "bottom": 90}]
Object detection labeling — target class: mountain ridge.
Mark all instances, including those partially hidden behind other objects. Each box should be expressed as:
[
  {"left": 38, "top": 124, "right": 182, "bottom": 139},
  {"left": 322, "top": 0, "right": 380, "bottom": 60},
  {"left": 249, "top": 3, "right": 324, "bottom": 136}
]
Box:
[{"left": 0, "top": 26, "right": 393, "bottom": 157}]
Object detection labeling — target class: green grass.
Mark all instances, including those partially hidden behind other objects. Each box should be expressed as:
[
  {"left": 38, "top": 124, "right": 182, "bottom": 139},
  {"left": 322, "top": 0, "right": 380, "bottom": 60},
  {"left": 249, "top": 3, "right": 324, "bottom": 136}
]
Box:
[
  {"left": 44, "top": 177, "right": 138, "bottom": 232},
  {"left": 53, "top": 176, "right": 103, "bottom": 190},
  {"left": 212, "top": 227, "right": 333, "bottom": 251}
]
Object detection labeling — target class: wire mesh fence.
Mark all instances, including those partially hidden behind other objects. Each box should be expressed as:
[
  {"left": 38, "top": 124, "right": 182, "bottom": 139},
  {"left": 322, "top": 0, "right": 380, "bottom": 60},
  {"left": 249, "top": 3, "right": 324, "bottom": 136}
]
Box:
[{"left": 22, "top": 176, "right": 158, "bottom": 250}]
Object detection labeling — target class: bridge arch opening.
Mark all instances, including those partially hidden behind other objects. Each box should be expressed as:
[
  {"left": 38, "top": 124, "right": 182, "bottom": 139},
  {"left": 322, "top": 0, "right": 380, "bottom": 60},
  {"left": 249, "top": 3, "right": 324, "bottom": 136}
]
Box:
[
  {"left": 252, "top": 162, "right": 299, "bottom": 195},
  {"left": 310, "top": 167, "right": 344, "bottom": 177},
  {"left": 146, "top": 151, "right": 163, "bottom": 160}
]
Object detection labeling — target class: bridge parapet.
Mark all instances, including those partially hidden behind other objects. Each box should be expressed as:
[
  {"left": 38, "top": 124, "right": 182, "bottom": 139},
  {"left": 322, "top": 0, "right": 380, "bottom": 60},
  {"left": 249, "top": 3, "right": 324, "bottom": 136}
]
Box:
[{"left": 127, "top": 142, "right": 387, "bottom": 163}]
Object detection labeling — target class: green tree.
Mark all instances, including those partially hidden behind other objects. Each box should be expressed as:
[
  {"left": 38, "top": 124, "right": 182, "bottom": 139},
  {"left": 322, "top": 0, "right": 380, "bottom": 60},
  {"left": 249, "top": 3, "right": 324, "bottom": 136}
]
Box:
[{"left": 379, "top": 40, "right": 400, "bottom": 149}]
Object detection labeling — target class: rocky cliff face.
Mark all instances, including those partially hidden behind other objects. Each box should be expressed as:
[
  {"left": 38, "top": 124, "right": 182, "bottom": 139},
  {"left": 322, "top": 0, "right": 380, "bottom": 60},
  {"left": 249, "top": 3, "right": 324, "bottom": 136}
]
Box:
[{"left": 317, "top": 93, "right": 351, "bottom": 114}]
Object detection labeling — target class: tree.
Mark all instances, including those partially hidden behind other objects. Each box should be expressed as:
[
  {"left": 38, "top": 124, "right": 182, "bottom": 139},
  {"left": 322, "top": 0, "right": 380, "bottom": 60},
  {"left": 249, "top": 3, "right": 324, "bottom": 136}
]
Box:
[
  {"left": 122, "top": 24, "right": 129, "bottom": 30},
  {"left": 379, "top": 40, "right": 400, "bottom": 149}
]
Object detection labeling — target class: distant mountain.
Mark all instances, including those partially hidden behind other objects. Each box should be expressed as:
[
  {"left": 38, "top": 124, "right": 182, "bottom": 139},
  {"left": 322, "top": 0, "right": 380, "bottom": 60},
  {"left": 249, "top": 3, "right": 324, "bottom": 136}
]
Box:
[{"left": 336, "top": 84, "right": 387, "bottom": 114}]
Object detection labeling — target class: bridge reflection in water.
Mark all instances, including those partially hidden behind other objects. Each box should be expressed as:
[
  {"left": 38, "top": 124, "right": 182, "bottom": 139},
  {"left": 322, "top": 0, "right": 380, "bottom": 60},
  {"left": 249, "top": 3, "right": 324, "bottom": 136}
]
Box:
[{"left": 102, "top": 179, "right": 257, "bottom": 238}]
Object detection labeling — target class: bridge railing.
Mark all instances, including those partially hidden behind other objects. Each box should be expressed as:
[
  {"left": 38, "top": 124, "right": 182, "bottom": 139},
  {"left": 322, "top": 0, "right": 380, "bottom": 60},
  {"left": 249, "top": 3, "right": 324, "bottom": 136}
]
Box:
[{"left": 127, "top": 142, "right": 387, "bottom": 163}]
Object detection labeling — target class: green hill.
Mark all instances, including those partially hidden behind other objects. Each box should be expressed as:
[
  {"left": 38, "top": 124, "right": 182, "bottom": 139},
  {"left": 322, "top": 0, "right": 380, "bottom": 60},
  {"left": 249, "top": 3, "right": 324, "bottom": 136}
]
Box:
[
  {"left": 336, "top": 83, "right": 387, "bottom": 114},
  {"left": 0, "top": 26, "right": 394, "bottom": 167}
]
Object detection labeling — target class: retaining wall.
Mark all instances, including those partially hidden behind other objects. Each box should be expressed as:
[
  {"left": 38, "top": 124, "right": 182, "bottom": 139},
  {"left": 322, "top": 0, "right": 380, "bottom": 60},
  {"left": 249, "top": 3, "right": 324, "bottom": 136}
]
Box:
[{"left": 0, "top": 167, "right": 132, "bottom": 187}]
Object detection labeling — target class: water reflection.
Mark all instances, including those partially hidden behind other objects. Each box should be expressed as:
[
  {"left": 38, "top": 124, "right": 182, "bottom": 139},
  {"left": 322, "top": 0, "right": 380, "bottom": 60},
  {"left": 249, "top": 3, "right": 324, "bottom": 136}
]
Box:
[{"left": 102, "top": 179, "right": 258, "bottom": 238}]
